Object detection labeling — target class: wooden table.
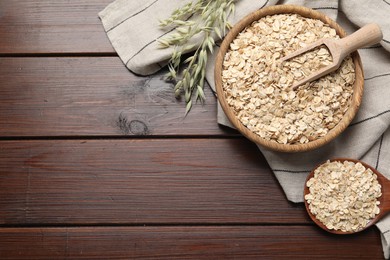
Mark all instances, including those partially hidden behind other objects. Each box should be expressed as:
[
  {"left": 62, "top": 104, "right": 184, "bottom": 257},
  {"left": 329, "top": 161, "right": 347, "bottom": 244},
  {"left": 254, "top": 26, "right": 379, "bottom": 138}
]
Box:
[{"left": 0, "top": 1, "right": 384, "bottom": 259}]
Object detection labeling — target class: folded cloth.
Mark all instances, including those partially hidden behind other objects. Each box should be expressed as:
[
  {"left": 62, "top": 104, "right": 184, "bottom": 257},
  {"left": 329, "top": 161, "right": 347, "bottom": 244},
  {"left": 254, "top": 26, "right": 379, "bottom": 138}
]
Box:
[{"left": 99, "top": 0, "right": 390, "bottom": 257}]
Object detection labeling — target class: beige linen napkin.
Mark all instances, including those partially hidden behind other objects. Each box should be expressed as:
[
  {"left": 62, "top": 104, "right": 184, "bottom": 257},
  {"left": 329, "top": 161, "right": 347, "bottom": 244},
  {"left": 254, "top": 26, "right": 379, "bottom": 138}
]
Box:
[{"left": 99, "top": 0, "right": 390, "bottom": 257}]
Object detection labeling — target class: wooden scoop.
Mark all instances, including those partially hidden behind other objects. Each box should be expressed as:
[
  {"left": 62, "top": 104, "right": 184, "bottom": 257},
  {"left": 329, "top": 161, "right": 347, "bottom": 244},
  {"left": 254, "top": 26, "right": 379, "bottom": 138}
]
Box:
[
  {"left": 304, "top": 158, "right": 390, "bottom": 235},
  {"left": 281, "top": 23, "right": 383, "bottom": 90}
]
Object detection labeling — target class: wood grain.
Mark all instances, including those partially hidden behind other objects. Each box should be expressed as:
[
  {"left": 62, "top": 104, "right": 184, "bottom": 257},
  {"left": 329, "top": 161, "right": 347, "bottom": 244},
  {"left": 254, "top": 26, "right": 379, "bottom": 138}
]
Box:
[
  {"left": 0, "top": 226, "right": 383, "bottom": 259},
  {"left": 0, "top": 0, "right": 114, "bottom": 54},
  {"left": 0, "top": 57, "right": 235, "bottom": 137},
  {"left": 0, "top": 138, "right": 306, "bottom": 225},
  {"left": 0, "top": 1, "right": 385, "bottom": 258}
]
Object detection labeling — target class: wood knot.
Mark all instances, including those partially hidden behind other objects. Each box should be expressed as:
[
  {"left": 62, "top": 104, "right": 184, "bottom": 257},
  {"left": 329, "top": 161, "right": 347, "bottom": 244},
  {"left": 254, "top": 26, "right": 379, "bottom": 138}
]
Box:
[{"left": 117, "top": 114, "right": 149, "bottom": 135}]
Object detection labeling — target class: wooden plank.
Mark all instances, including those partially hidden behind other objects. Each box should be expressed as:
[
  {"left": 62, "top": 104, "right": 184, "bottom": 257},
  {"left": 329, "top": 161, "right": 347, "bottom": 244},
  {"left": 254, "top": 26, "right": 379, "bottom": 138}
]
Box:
[
  {"left": 0, "top": 226, "right": 383, "bottom": 259},
  {"left": 0, "top": 57, "right": 235, "bottom": 136},
  {"left": 0, "top": 139, "right": 306, "bottom": 225},
  {"left": 0, "top": 0, "right": 114, "bottom": 54}
]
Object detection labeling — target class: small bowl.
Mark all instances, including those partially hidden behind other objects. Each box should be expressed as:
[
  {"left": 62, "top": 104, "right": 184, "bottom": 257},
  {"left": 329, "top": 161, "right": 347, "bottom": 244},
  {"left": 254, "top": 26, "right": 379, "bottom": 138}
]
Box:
[
  {"left": 214, "top": 5, "right": 364, "bottom": 152},
  {"left": 304, "top": 158, "right": 389, "bottom": 234}
]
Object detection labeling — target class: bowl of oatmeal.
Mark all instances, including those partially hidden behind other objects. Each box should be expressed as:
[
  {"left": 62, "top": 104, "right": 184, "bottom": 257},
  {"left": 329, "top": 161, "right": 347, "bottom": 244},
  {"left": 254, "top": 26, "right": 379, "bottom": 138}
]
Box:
[
  {"left": 304, "top": 159, "right": 383, "bottom": 234},
  {"left": 214, "top": 5, "right": 364, "bottom": 152}
]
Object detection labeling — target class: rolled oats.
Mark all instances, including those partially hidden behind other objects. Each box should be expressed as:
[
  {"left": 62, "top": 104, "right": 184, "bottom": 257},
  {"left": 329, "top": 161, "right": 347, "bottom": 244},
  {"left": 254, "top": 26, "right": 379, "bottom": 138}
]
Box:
[
  {"left": 222, "top": 14, "right": 355, "bottom": 145},
  {"left": 305, "top": 160, "right": 382, "bottom": 232}
]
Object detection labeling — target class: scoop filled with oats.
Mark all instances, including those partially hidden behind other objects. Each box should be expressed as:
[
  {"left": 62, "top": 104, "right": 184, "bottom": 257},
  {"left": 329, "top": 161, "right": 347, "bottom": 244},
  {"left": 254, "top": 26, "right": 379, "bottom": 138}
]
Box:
[
  {"left": 304, "top": 159, "right": 390, "bottom": 234},
  {"left": 280, "top": 23, "right": 382, "bottom": 90}
]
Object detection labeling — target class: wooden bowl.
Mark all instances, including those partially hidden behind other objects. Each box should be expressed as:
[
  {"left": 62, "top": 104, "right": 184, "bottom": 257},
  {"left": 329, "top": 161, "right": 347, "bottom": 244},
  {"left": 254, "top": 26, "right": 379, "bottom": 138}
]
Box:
[
  {"left": 214, "top": 5, "right": 364, "bottom": 152},
  {"left": 304, "top": 158, "right": 390, "bottom": 234}
]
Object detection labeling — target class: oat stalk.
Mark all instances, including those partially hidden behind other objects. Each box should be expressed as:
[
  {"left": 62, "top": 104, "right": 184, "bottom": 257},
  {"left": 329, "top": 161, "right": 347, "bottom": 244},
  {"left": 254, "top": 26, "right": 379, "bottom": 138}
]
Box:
[{"left": 158, "top": 0, "right": 236, "bottom": 115}]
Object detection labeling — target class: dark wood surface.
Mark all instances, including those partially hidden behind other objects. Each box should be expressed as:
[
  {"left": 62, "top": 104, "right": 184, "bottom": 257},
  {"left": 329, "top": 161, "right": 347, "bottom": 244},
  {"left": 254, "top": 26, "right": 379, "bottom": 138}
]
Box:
[{"left": 0, "top": 1, "right": 384, "bottom": 259}]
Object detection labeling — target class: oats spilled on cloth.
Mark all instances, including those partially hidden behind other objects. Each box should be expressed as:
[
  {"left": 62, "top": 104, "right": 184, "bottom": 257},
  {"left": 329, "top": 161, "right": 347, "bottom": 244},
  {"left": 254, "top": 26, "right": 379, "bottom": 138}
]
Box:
[
  {"left": 221, "top": 14, "right": 355, "bottom": 145},
  {"left": 305, "top": 160, "right": 382, "bottom": 232}
]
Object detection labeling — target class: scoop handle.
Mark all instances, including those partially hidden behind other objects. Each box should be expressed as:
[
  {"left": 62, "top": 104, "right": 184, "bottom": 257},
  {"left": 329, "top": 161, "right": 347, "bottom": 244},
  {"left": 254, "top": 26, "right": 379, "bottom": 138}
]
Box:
[{"left": 338, "top": 23, "right": 383, "bottom": 60}]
